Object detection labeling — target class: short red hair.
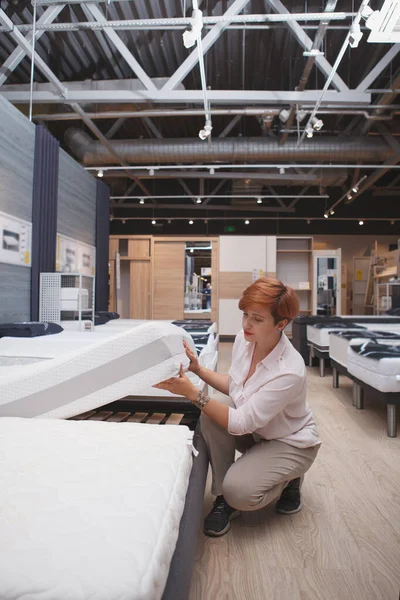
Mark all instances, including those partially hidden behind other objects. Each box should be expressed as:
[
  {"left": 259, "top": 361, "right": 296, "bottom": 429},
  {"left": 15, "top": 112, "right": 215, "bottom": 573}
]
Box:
[{"left": 238, "top": 277, "right": 300, "bottom": 324}]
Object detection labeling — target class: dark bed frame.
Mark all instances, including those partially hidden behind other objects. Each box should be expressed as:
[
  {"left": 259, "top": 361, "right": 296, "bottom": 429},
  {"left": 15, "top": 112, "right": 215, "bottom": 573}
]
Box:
[{"left": 330, "top": 358, "right": 398, "bottom": 438}]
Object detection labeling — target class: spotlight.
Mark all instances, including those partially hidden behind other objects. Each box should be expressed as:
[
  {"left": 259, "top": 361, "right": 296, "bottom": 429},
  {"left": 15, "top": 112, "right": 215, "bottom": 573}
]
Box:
[
  {"left": 204, "top": 219, "right": 208, "bottom": 224},
  {"left": 324, "top": 213, "right": 329, "bottom": 219},
  {"left": 190, "top": 248, "right": 194, "bottom": 253},
  {"left": 307, "top": 220, "right": 311, "bottom": 225},
  {"left": 189, "top": 220, "right": 194, "bottom": 225},
  {"left": 330, "top": 210, "right": 335, "bottom": 215},
  {"left": 346, "top": 192, "right": 352, "bottom": 201},
  {"left": 109, "top": 214, "right": 114, "bottom": 221},
  {"left": 296, "top": 110, "right": 307, "bottom": 123},
  {"left": 245, "top": 179, "right": 251, "bottom": 184},
  {"left": 167, "top": 219, "right": 172, "bottom": 224},
  {"left": 122, "top": 219, "right": 126, "bottom": 224},
  {"left": 196, "top": 198, "right": 202, "bottom": 204},
  {"left": 305, "top": 127, "right": 314, "bottom": 139},
  {"left": 391, "top": 220, "right": 395, "bottom": 225},
  {"left": 279, "top": 167, "right": 285, "bottom": 175},
  {"left": 199, "top": 120, "right": 212, "bottom": 140},
  {"left": 139, "top": 199, "right": 145, "bottom": 204},
  {"left": 349, "top": 23, "right": 363, "bottom": 48},
  {"left": 279, "top": 109, "right": 290, "bottom": 124},
  {"left": 310, "top": 116, "right": 323, "bottom": 131},
  {"left": 97, "top": 169, "right": 104, "bottom": 178},
  {"left": 152, "top": 220, "right": 156, "bottom": 225},
  {"left": 351, "top": 185, "right": 359, "bottom": 193},
  {"left": 182, "top": 8, "right": 203, "bottom": 48},
  {"left": 149, "top": 168, "right": 155, "bottom": 176},
  {"left": 359, "top": 220, "right": 364, "bottom": 226},
  {"left": 361, "top": 6, "right": 381, "bottom": 30},
  {"left": 245, "top": 220, "right": 250, "bottom": 225},
  {"left": 257, "top": 198, "right": 263, "bottom": 204},
  {"left": 209, "top": 168, "right": 215, "bottom": 175}
]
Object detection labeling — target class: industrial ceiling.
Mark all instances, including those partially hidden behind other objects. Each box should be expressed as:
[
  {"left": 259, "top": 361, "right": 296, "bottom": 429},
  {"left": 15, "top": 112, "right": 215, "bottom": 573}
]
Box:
[{"left": 1, "top": 0, "right": 400, "bottom": 235}]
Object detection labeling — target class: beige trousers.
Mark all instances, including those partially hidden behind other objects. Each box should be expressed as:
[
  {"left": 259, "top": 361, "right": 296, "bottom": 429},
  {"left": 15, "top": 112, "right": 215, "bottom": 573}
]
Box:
[{"left": 200, "top": 395, "right": 320, "bottom": 512}]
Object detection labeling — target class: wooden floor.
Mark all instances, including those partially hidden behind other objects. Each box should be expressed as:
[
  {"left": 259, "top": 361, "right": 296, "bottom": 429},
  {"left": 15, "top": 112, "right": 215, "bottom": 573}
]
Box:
[{"left": 189, "top": 342, "right": 400, "bottom": 600}]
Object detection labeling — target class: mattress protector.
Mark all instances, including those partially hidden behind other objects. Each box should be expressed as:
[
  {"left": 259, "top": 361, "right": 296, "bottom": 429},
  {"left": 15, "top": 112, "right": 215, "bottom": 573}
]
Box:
[
  {"left": 0, "top": 417, "right": 193, "bottom": 600},
  {"left": 0, "top": 322, "right": 195, "bottom": 419}
]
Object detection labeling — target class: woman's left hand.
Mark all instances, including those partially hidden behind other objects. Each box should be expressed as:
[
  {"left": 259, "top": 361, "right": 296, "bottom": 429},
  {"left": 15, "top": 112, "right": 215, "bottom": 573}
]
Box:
[{"left": 153, "top": 364, "right": 198, "bottom": 401}]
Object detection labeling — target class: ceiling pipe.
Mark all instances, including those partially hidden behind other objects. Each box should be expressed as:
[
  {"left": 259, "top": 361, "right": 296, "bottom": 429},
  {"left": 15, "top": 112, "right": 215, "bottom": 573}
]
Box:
[
  {"left": 65, "top": 128, "right": 394, "bottom": 166},
  {"left": 32, "top": 108, "right": 398, "bottom": 121}
]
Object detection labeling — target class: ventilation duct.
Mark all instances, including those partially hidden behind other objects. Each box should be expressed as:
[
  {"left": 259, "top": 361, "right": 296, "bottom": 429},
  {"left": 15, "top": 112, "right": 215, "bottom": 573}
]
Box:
[{"left": 65, "top": 128, "right": 394, "bottom": 165}]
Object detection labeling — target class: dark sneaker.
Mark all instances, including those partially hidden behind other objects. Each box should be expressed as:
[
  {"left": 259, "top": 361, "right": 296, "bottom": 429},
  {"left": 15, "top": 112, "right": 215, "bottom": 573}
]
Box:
[
  {"left": 203, "top": 495, "right": 240, "bottom": 537},
  {"left": 276, "top": 477, "right": 303, "bottom": 514}
]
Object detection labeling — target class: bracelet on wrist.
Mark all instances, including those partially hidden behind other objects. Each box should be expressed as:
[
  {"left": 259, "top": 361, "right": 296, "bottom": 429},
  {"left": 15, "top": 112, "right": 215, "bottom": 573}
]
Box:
[{"left": 192, "top": 390, "right": 210, "bottom": 410}]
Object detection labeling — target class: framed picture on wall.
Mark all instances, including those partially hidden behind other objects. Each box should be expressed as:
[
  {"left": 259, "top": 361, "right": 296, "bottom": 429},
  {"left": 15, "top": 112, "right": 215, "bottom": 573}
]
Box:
[
  {"left": 0, "top": 211, "right": 31, "bottom": 267},
  {"left": 56, "top": 233, "right": 95, "bottom": 276}
]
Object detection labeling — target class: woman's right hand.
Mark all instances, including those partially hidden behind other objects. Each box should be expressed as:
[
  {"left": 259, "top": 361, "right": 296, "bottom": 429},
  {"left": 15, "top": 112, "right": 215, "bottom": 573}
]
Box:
[{"left": 183, "top": 340, "right": 201, "bottom": 375}]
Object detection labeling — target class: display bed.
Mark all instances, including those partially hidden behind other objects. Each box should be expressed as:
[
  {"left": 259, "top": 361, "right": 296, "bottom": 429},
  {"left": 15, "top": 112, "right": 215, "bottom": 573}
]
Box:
[
  {"left": 0, "top": 413, "right": 208, "bottom": 600},
  {"left": 329, "top": 330, "right": 400, "bottom": 387},
  {"left": 306, "top": 319, "right": 400, "bottom": 378}
]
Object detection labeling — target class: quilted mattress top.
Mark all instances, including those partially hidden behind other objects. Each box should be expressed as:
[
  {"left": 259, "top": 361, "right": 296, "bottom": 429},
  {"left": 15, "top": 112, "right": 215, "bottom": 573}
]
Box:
[{"left": 0, "top": 417, "right": 194, "bottom": 600}]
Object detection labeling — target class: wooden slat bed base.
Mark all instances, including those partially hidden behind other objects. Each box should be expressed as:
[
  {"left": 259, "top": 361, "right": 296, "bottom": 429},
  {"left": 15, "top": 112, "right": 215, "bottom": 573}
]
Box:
[
  {"left": 146, "top": 413, "right": 166, "bottom": 425},
  {"left": 127, "top": 412, "right": 148, "bottom": 423},
  {"left": 165, "top": 413, "right": 184, "bottom": 425},
  {"left": 106, "top": 412, "right": 131, "bottom": 423},
  {"left": 88, "top": 411, "right": 114, "bottom": 421}
]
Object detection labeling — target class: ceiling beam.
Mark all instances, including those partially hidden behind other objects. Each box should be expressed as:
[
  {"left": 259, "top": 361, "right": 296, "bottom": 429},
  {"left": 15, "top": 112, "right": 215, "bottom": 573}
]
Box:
[
  {"left": 279, "top": 0, "right": 337, "bottom": 145},
  {"left": 0, "top": 88, "right": 371, "bottom": 104},
  {"left": 84, "top": 3, "right": 157, "bottom": 91},
  {"left": 105, "top": 117, "right": 126, "bottom": 139},
  {"left": 110, "top": 203, "right": 296, "bottom": 213},
  {"left": 219, "top": 115, "right": 242, "bottom": 138},
  {"left": 0, "top": 9, "right": 67, "bottom": 97},
  {"left": 0, "top": 4, "right": 65, "bottom": 88},
  {"left": 69, "top": 103, "right": 151, "bottom": 196},
  {"left": 162, "top": 0, "right": 253, "bottom": 92},
  {"left": 265, "top": 0, "right": 349, "bottom": 92},
  {"left": 356, "top": 44, "right": 400, "bottom": 92}
]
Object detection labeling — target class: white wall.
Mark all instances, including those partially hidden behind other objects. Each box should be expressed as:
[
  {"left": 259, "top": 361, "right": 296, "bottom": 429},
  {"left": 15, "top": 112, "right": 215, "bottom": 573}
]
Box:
[
  {"left": 219, "top": 236, "right": 277, "bottom": 335},
  {"left": 219, "top": 236, "right": 267, "bottom": 272}
]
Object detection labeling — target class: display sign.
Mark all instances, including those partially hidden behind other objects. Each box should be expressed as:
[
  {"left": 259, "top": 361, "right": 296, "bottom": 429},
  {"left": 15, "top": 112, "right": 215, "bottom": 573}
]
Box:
[
  {"left": 298, "top": 281, "right": 310, "bottom": 290},
  {"left": 56, "top": 233, "right": 96, "bottom": 277},
  {"left": 201, "top": 267, "right": 212, "bottom": 276},
  {"left": 0, "top": 210, "right": 31, "bottom": 268}
]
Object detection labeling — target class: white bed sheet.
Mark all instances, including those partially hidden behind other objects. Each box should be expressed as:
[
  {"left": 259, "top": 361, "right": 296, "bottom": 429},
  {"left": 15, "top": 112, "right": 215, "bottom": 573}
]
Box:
[
  {"left": 0, "top": 322, "right": 194, "bottom": 419},
  {"left": 0, "top": 417, "right": 193, "bottom": 600},
  {"left": 347, "top": 340, "right": 400, "bottom": 393}
]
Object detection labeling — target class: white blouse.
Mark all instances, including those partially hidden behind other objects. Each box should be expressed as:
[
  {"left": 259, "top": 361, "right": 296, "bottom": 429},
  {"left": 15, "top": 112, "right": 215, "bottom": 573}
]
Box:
[{"left": 228, "top": 331, "right": 321, "bottom": 449}]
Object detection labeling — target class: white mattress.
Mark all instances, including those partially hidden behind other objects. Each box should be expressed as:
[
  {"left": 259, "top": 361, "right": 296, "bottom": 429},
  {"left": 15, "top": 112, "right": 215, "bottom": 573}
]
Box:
[
  {"left": 307, "top": 322, "right": 400, "bottom": 349},
  {"left": 348, "top": 340, "right": 400, "bottom": 393},
  {"left": 307, "top": 325, "right": 366, "bottom": 349},
  {"left": 0, "top": 322, "right": 195, "bottom": 419},
  {"left": 0, "top": 417, "right": 193, "bottom": 600},
  {"left": 329, "top": 331, "right": 400, "bottom": 368}
]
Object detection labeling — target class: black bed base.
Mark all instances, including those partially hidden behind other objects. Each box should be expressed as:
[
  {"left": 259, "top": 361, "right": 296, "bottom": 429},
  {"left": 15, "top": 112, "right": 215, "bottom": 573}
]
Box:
[
  {"left": 307, "top": 343, "right": 330, "bottom": 377},
  {"left": 329, "top": 359, "right": 398, "bottom": 438}
]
